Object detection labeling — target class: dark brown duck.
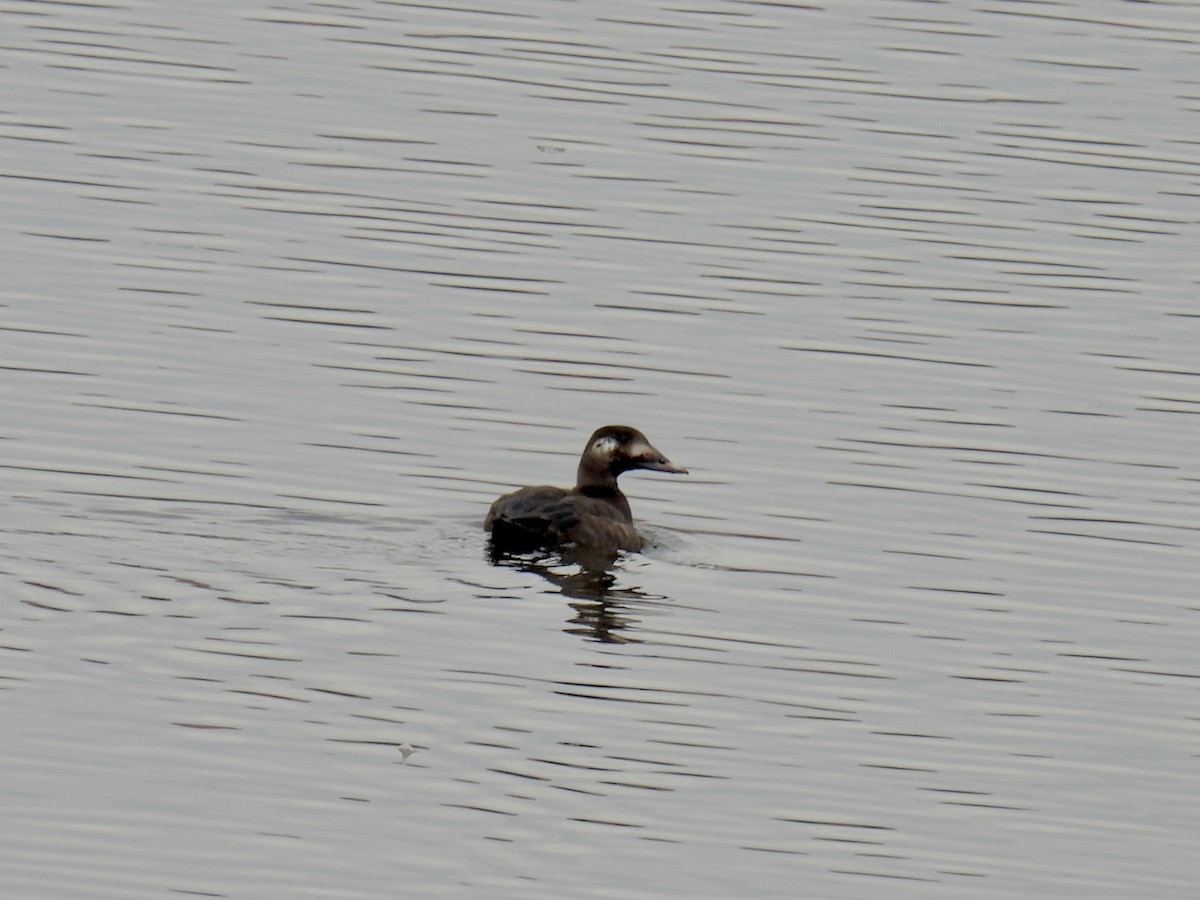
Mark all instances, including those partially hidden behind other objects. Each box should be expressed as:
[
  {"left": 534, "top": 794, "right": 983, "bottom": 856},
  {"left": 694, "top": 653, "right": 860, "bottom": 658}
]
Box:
[{"left": 485, "top": 425, "right": 687, "bottom": 553}]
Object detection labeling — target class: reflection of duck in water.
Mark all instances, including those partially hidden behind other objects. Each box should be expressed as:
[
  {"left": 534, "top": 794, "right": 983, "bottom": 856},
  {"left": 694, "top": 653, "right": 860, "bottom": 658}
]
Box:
[
  {"left": 490, "top": 545, "right": 669, "bottom": 643},
  {"left": 485, "top": 425, "right": 687, "bottom": 554}
]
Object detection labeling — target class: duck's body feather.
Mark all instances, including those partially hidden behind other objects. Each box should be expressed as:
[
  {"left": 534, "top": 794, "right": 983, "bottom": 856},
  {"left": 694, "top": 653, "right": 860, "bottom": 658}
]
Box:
[{"left": 486, "top": 485, "right": 641, "bottom": 551}]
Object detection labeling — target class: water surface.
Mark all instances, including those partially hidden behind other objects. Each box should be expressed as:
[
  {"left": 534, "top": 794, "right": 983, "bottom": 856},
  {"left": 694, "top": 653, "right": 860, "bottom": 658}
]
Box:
[{"left": 2, "top": 1, "right": 1198, "bottom": 898}]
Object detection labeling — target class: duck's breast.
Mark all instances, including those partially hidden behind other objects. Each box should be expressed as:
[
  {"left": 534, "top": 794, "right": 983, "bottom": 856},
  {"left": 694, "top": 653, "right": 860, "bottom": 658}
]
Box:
[{"left": 562, "top": 502, "right": 643, "bottom": 551}]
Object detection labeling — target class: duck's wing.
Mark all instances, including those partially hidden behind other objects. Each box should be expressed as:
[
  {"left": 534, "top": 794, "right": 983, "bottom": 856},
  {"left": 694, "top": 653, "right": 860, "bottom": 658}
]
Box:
[
  {"left": 485, "top": 485, "right": 568, "bottom": 527},
  {"left": 485, "top": 486, "right": 572, "bottom": 550}
]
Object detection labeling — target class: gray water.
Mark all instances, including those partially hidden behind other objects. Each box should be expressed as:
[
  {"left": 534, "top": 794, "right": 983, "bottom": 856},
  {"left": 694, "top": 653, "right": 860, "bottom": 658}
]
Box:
[{"left": 2, "top": 1, "right": 1198, "bottom": 897}]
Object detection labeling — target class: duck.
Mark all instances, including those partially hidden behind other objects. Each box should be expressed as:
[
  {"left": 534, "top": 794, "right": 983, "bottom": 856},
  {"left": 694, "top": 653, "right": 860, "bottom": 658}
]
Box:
[{"left": 485, "top": 425, "right": 687, "bottom": 553}]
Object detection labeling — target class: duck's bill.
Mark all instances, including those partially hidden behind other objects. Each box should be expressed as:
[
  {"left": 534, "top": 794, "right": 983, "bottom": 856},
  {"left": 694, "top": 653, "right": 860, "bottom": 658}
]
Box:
[{"left": 638, "top": 457, "right": 688, "bottom": 475}]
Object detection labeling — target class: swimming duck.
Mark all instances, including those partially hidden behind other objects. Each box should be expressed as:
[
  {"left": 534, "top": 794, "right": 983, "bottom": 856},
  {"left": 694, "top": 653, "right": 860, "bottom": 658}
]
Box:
[{"left": 485, "top": 425, "right": 687, "bottom": 553}]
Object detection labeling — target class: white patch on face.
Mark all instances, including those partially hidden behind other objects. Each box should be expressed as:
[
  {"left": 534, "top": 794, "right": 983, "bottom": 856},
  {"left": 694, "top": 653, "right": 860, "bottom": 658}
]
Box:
[
  {"left": 592, "top": 436, "right": 621, "bottom": 455},
  {"left": 627, "top": 440, "right": 652, "bottom": 458}
]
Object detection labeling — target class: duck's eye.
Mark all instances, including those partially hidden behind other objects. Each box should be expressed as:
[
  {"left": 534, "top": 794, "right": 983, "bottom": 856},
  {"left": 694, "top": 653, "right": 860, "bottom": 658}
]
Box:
[{"left": 592, "top": 436, "right": 621, "bottom": 454}]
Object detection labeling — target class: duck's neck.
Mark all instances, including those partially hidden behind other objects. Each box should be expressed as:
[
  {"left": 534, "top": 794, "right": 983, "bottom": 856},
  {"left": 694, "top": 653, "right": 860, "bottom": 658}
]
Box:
[
  {"left": 575, "top": 465, "right": 632, "bottom": 520},
  {"left": 576, "top": 461, "right": 616, "bottom": 492}
]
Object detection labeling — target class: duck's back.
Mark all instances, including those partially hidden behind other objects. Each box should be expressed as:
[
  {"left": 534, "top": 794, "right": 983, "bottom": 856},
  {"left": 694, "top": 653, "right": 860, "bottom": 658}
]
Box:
[{"left": 485, "top": 486, "right": 643, "bottom": 552}]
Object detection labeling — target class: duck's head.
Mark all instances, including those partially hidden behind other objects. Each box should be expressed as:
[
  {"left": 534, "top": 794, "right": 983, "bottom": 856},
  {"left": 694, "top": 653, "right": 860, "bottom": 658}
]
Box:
[{"left": 582, "top": 425, "right": 688, "bottom": 479}]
